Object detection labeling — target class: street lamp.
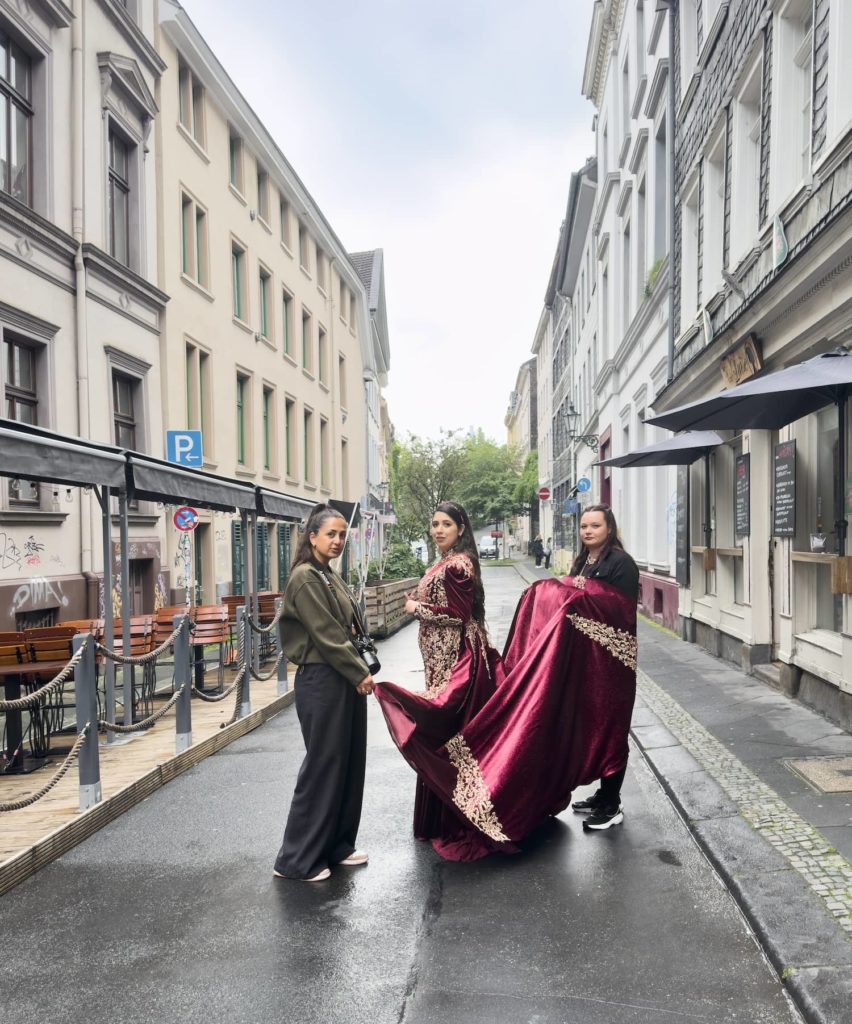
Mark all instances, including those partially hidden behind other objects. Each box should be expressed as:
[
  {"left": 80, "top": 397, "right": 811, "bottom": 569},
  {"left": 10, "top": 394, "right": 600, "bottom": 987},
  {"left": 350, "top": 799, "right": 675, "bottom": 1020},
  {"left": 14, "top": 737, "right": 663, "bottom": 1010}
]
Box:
[{"left": 562, "top": 402, "right": 599, "bottom": 453}]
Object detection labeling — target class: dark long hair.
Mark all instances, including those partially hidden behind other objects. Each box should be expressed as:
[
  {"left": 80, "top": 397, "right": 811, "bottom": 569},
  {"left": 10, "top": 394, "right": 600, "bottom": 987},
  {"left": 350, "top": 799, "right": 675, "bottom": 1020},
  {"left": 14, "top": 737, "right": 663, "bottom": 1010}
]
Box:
[
  {"left": 292, "top": 503, "right": 348, "bottom": 569},
  {"left": 434, "top": 501, "right": 487, "bottom": 629},
  {"left": 569, "top": 504, "right": 625, "bottom": 575}
]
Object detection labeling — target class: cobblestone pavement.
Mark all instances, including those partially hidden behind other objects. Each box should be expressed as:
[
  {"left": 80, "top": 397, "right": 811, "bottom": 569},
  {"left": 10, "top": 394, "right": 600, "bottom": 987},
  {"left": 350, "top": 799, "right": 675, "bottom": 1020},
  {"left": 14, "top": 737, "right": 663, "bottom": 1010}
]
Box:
[{"left": 638, "top": 669, "right": 852, "bottom": 935}]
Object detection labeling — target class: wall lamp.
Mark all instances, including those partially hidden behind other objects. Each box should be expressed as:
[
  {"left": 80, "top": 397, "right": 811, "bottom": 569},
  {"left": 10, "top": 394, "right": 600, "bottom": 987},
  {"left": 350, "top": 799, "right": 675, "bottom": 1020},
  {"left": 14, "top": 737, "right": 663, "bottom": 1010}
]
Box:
[{"left": 562, "top": 402, "right": 599, "bottom": 453}]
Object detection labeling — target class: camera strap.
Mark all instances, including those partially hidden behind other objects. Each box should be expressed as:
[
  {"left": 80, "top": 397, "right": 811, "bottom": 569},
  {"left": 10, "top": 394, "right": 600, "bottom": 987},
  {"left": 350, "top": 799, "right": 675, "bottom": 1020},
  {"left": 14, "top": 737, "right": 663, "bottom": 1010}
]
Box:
[{"left": 310, "top": 567, "right": 370, "bottom": 641}]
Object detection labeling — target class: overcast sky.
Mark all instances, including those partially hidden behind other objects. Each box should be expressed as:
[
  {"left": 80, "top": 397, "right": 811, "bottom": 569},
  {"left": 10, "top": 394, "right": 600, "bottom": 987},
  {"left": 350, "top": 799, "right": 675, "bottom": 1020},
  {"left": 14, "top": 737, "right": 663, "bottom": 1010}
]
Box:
[{"left": 180, "top": 0, "right": 596, "bottom": 443}]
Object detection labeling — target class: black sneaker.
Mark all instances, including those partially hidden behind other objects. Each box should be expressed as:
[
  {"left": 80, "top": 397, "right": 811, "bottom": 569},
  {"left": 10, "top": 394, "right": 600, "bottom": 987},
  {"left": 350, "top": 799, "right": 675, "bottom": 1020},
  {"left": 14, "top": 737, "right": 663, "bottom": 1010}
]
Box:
[
  {"left": 571, "top": 789, "right": 604, "bottom": 813},
  {"left": 582, "top": 803, "right": 624, "bottom": 831}
]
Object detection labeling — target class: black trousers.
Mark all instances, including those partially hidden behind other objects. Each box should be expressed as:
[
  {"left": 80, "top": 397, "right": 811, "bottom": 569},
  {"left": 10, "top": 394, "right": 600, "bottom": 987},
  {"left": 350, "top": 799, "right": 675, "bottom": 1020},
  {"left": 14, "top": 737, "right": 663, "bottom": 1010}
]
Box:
[
  {"left": 274, "top": 663, "right": 367, "bottom": 879},
  {"left": 600, "top": 765, "right": 627, "bottom": 804}
]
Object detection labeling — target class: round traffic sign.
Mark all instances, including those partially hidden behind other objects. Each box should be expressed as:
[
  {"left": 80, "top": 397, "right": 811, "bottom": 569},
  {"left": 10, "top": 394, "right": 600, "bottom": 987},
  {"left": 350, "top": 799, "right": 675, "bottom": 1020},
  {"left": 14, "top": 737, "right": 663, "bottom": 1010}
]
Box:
[
  {"left": 576, "top": 477, "right": 592, "bottom": 493},
  {"left": 537, "top": 486, "right": 551, "bottom": 501},
  {"left": 173, "top": 506, "right": 199, "bottom": 532}
]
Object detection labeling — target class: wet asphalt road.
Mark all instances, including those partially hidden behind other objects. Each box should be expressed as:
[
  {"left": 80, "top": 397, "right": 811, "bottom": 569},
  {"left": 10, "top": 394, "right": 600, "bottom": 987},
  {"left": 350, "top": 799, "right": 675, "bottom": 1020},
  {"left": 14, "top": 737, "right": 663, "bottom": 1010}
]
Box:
[{"left": 0, "top": 567, "right": 802, "bottom": 1024}]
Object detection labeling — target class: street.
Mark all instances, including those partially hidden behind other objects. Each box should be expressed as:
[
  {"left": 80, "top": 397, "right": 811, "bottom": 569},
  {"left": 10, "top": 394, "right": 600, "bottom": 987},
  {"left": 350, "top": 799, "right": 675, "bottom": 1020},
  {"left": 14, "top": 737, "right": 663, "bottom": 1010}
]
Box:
[{"left": 0, "top": 567, "right": 802, "bottom": 1024}]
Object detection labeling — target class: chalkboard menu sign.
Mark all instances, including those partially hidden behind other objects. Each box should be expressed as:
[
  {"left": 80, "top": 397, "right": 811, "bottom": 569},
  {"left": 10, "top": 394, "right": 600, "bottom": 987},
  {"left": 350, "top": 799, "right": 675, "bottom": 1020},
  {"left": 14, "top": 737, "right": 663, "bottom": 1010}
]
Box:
[
  {"left": 734, "top": 453, "right": 750, "bottom": 537},
  {"left": 676, "top": 464, "right": 690, "bottom": 586},
  {"left": 773, "top": 440, "right": 796, "bottom": 536}
]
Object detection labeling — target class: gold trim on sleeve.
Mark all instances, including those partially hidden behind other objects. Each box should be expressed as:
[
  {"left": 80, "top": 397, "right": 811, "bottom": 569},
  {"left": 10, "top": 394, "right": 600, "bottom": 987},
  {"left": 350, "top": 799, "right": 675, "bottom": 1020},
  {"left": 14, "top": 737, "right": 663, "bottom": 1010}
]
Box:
[
  {"left": 566, "top": 613, "right": 638, "bottom": 670},
  {"left": 445, "top": 734, "right": 509, "bottom": 842}
]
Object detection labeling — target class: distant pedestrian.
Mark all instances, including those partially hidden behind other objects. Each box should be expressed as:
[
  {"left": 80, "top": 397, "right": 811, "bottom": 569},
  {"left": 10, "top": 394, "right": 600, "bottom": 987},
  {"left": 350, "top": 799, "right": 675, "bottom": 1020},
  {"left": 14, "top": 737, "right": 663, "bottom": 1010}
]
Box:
[
  {"left": 273, "top": 503, "right": 375, "bottom": 882},
  {"left": 532, "top": 534, "right": 544, "bottom": 567},
  {"left": 544, "top": 538, "right": 552, "bottom": 570}
]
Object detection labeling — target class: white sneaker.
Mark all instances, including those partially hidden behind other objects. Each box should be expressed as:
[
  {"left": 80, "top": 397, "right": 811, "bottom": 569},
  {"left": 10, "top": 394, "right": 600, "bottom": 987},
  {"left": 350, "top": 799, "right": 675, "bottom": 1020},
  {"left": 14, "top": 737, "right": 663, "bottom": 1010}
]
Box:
[
  {"left": 338, "top": 850, "right": 369, "bottom": 866},
  {"left": 273, "top": 867, "right": 331, "bottom": 882}
]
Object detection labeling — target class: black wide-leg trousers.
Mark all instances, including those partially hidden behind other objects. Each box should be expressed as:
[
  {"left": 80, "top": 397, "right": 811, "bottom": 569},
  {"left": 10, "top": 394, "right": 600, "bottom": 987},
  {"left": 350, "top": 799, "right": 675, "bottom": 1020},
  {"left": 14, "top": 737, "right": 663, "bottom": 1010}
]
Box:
[{"left": 274, "top": 663, "right": 367, "bottom": 879}]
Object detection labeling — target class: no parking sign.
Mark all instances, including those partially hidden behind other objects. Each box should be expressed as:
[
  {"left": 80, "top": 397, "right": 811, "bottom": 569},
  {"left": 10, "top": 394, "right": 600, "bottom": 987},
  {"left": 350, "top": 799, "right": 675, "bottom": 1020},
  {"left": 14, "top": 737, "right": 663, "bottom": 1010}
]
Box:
[{"left": 173, "top": 506, "right": 199, "bottom": 532}]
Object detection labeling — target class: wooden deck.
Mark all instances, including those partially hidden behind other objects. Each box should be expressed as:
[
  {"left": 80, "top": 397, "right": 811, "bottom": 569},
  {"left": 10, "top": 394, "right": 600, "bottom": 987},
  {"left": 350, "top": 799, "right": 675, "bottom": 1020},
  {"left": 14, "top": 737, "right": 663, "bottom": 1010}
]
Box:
[{"left": 0, "top": 665, "right": 295, "bottom": 895}]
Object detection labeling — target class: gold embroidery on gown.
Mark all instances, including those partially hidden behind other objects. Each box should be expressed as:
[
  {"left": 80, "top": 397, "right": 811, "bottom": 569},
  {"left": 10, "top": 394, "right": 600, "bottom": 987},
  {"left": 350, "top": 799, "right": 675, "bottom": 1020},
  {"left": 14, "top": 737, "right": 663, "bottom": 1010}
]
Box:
[
  {"left": 416, "top": 553, "right": 473, "bottom": 699},
  {"left": 445, "top": 734, "right": 509, "bottom": 842},
  {"left": 565, "top": 612, "right": 638, "bottom": 670}
]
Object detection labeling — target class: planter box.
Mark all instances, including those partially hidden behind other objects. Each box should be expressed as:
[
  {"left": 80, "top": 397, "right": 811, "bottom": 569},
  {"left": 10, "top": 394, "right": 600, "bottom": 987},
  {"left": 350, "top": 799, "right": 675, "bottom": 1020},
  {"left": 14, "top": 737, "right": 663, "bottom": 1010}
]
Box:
[{"left": 364, "top": 576, "right": 420, "bottom": 638}]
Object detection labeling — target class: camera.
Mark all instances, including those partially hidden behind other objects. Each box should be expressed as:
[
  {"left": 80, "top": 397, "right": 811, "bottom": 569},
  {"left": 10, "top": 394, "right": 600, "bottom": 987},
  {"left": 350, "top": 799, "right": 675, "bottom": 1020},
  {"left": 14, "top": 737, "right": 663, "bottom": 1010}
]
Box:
[{"left": 352, "top": 634, "right": 381, "bottom": 675}]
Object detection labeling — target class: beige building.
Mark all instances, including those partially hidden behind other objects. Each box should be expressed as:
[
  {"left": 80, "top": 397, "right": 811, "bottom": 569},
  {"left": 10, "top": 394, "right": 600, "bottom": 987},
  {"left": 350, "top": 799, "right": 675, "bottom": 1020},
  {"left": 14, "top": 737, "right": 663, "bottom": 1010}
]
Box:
[
  {"left": 505, "top": 357, "right": 537, "bottom": 552},
  {"left": 0, "top": 0, "right": 169, "bottom": 623}
]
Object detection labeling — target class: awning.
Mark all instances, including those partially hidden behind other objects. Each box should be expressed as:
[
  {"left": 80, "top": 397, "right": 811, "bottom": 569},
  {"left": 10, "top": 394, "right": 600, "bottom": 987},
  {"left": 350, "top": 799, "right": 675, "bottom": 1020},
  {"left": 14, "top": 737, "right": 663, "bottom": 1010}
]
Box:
[
  {"left": 597, "top": 431, "right": 723, "bottom": 468},
  {"left": 126, "top": 453, "right": 256, "bottom": 512},
  {"left": 0, "top": 419, "right": 127, "bottom": 488},
  {"left": 330, "top": 499, "right": 361, "bottom": 527},
  {"left": 257, "top": 488, "right": 314, "bottom": 521}
]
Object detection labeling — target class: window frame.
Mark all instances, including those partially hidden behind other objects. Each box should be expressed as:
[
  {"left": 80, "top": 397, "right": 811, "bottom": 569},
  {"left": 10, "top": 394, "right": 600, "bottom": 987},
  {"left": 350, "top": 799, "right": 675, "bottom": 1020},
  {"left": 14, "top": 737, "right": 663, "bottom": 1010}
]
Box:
[{"left": 0, "top": 29, "right": 34, "bottom": 207}]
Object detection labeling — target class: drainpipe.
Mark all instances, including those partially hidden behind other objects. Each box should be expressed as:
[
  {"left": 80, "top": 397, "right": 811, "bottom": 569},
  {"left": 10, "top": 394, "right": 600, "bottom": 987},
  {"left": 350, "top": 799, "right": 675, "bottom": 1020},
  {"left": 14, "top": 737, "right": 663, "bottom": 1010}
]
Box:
[
  {"left": 72, "top": 0, "right": 93, "bottom": 590},
  {"left": 658, "top": 0, "right": 677, "bottom": 384}
]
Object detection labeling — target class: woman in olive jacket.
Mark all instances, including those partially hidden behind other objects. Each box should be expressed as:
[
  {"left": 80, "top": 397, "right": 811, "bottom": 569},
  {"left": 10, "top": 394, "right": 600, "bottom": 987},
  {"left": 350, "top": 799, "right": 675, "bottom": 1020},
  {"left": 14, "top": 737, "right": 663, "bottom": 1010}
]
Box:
[{"left": 273, "top": 504, "right": 375, "bottom": 882}]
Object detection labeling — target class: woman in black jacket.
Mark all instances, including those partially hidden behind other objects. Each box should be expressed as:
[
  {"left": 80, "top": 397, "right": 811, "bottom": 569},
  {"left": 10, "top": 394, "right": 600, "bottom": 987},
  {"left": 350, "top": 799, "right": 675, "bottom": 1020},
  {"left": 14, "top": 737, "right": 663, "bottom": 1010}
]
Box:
[{"left": 273, "top": 504, "right": 375, "bottom": 882}]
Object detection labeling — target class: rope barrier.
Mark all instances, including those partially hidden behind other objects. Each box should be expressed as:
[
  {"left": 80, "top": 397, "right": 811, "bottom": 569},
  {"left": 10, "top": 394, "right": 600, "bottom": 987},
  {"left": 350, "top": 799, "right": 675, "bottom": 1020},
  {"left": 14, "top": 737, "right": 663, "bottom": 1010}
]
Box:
[
  {"left": 0, "top": 636, "right": 91, "bottom": 712},
  {"left": 244, "top": 600, "right": 284, "bottom": 635},
  {"left": 0, "top": 726, "right": 89, "bottom": 812},
  {"left": 97, "top": 685, "right": 185, "bottom": 733},
  {"left": 248, "top": 651, "right": 285, "bottom": 682},
  {"left": 192, "top": 663, "right": 246, "bottom": 702},
  {"left": 96, "top": 616, "right": 188, "bottom": 665}
]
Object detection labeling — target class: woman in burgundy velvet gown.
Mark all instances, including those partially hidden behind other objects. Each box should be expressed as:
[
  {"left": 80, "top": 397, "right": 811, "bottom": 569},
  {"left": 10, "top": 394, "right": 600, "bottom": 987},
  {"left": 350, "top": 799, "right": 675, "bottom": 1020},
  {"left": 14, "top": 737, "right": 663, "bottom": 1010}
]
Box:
[{"left": 374, "top": 504, "right": 639, "bottom": 861}]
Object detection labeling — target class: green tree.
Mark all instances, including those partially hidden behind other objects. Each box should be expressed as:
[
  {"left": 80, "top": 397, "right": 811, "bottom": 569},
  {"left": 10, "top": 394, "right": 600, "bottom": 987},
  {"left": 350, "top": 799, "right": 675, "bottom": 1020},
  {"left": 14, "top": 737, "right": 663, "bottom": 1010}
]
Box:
[
  {"left": 456, "top": 431, "right": 523, "bottom": 528},
  {"left": 513, "top": 450, "right": 539, "bottom": 512}
]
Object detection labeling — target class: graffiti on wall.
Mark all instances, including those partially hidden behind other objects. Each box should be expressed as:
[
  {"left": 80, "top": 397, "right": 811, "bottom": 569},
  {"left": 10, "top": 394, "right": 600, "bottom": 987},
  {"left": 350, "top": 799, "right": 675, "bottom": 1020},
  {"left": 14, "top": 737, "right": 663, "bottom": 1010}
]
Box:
[
  {"left": 1, "top": 531, "right": 50, "bottom": 573},
  {"left": 8, "top": 577, "right": 69, "bottom": 620}
]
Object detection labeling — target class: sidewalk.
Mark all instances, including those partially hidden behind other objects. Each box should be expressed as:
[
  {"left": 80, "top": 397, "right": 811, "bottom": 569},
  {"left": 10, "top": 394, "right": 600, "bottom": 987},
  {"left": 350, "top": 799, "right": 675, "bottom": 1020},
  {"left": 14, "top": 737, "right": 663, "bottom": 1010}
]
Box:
[{"left": 515, "top": 558, "right": 852, "bottom": 1023}]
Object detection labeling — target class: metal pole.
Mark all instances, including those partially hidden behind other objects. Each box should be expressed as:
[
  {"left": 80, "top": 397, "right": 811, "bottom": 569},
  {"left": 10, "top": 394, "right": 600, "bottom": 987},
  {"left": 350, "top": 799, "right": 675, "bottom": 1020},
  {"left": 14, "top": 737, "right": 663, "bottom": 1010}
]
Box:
[
  {"left": 837, "top": 394, "right": 847, "bottom": 557},
  {"left": 118, "top": 489, "right": 133, "bottom": 728},
  {"left": 236, "top": 605, "right": 251, "bottom": 716},
  {"left": 666, "top": 0, "right": 676, "bottom": 385},
  {"left": 96, "top": 486, "right": 116, "bottom": 741},
  {"left": 274, "top": 597, "right": 288, "bottom": 695},
  {"left": 703, "top": 452, "right": 713, "bottom": 549},
  {"left": 249, "top": 512, "right": 260, "bottom": 676},
  {"left": 74, "top": 632, "right": 101, "bottom": 811},
  {"left": 174, "top": 614, "right": 192, "bottom": 753}
]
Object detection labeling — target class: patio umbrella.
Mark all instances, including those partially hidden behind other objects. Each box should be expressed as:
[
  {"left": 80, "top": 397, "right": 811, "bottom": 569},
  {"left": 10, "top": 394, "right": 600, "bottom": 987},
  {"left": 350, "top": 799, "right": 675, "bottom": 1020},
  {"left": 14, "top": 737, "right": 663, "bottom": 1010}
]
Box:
[
  {"left": 596, "top": 431, "right": 723, "bottom": 552},
  {"left": 646, "top": 347, "right": 850, "bottom": 554}
]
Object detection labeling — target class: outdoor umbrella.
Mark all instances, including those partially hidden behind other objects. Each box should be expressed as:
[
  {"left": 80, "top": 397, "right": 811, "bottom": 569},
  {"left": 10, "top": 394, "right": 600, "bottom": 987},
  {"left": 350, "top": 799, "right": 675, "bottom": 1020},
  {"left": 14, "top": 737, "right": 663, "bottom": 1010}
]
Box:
[
  {"left": 596, "top": 430, "right": 723, "bottom": 553},
  {"left": 646, "top": 347, "right": 850, "bottom": 554}
]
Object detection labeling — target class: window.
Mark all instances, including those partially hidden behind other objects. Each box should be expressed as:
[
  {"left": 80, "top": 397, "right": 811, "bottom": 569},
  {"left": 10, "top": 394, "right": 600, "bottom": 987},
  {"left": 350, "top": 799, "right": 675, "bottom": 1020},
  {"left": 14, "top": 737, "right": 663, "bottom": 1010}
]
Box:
[
  {"left": 680, "top": 0, "right": 699, "bottom": 86},
  {"left": 298, "top": 222, "right": 310, "bottom": 272},
  {"left": 340, "top": 438, "right": 349, "bottom": 497},
  {"left": 703, "top": 128, "right": 725, "bottom": 298},
  {"left": 600, "top": 263, "right": 609, "bottom": 357},
  {"left": 653, "top": 116, "right": 668, "bottom": 262},
  {"left": 228, "top": 130, "right": 243, "bottom": 192},
  {"left": 339, "top": 278, "right": 348, "bottom": 322},
  {"left": 0, "top": 31, "right": 32, "bottom": 206},
  {"left": 621, "top": 216, "right": 632, "bottom": 330},
  {"left": 108, "top": 127, "right": 131, "bottom": 266},
  {"left": 284, "top": 397, "right": 295, "bottom": 478},
  {"left": 681, "top": 173, "right": 700, "bottom": 322},
  {"left": 348, "top": 290, "right": 356, "bottom": 328},
  {"left": 262, "top": 385, "right": 274, "bottom": 472},
  {"left": 231, "top": 241, "right": 247, "bottom": 321},
  {"left": 259, "top": 267, "right": 271, "bottom": 340},
  {"left": 317, "top": 326, "right": 327, "bottom": 384},
  {"left": 635, "top": 1, "right": 646, "bottom": 78},
  {"left": 303, "top": 407, "right": 314, "bottom": 483},
  {"left": 4, "top": 336, "right": 38, "bottom": 505},
  {"left": 621, "top": 55, "right": 630, "bottom": 146},
  {"left": 339, "top": 354, "right": 348, "bottom": 408},
  {"left": 185, "top": 342, "right": 211, "bottom": 456},
  {"left": 180, "top": 191, "right": 208, "bottom": 287},
  {"left": 828, "top": 0, "right": 852, "bottom": 148},
  {"left": 320, "top": 417, "right": 329, "bottom": 489},
  {"left": 279, "top": 196, "right": 291, "bottom": 248},
  {"left": 256, "top": 166, "right": 268, "bottom": 222},
  {"left": 113, "top": 372, "right": 138, "bottom": 450},
  {"left": 282, "top": 288, "right": 293, "bottom": 356},
  {"left": 636, "top": 172, "right": 647, "bottom": 303},
  {"left": 178, "top": 59, "right": 205, "bottom": 147},
  {"left": 236, "top": 373, "right": 250, "bottom": 466},
  {"left": 730, "top": 58, "right": 762, "bottom": 263},
  {"left": 316, "top": 248, "right": 327, "bottom": 291},
  {"left": 301, "top": 308, "right": 312, "bottom": 371},
  {"left": 772, "top": 0, "right": 813, "bottom": 206}
]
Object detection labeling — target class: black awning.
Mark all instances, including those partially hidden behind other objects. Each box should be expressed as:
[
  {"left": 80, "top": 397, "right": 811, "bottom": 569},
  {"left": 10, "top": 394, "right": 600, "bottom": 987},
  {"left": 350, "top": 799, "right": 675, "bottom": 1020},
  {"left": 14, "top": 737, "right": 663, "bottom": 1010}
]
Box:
[
  {"left": 257, "top": 488, "right": 314, "bottom": 521},
  {"left": 330, "top": 499, "right": 361, "bottom": 527},
  {"left": 596, "top": 431, "right": 723, "bottom": 468},
  {"left": 126, "top": 454, "right": 256, "bottom": 512},
  {"left": 0, "top": 419, "right": 127, "bottom": 488}
]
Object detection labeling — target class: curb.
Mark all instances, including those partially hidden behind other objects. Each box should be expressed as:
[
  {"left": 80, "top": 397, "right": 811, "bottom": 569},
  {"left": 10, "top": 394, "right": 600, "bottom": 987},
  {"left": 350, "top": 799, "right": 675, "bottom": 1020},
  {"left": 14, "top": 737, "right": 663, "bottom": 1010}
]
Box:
[
  {"left": 631, "top": 705, "right": 852, "bottom": 1024},
  {"left": 0, "top": 689, "right": 295, "bottom": 898}
]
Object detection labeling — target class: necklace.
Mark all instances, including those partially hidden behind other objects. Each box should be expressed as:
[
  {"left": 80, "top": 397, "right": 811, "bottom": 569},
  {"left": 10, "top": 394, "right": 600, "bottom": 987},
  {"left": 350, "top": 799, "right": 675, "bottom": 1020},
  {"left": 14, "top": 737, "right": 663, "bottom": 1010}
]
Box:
[{"left": 574, "top": 554, "right": 599, "bottom": 590}]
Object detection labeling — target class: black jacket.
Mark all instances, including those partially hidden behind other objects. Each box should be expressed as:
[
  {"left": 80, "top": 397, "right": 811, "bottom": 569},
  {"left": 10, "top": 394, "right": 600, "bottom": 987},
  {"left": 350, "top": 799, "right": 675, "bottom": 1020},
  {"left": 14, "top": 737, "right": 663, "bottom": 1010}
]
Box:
[{"left": 577, "top": 547, "right": 639, "bottom": 601}]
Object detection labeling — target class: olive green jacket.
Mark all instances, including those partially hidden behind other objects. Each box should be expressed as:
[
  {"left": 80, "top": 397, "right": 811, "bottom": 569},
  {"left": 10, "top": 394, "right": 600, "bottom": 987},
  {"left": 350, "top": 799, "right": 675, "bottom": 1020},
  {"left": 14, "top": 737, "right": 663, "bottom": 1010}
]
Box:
[{"left": 279, "top": 561, "right": 368, "bottom": 686}]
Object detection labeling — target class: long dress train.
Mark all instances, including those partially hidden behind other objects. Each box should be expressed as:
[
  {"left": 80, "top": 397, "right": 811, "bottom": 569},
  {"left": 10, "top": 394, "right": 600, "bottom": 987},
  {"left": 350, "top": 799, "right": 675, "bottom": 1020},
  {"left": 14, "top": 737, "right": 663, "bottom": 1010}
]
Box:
[{"left": 374, "top": 575, "right": 638, "bottom": 859}]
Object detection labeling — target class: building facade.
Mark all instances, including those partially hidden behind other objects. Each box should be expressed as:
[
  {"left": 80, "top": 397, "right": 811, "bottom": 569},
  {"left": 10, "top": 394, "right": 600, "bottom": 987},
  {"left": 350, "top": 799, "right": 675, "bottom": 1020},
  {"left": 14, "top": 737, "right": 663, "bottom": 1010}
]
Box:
[{"left": 505, "top": 356, "right": 538, "bottom": 552}]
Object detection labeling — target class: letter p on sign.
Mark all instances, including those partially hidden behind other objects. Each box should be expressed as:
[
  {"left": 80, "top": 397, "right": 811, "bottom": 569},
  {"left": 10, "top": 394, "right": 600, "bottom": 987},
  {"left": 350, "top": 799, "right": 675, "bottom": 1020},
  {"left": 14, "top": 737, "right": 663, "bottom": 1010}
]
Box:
[{"left": 166, "top": 430, "right": 203, "bottom": 466}]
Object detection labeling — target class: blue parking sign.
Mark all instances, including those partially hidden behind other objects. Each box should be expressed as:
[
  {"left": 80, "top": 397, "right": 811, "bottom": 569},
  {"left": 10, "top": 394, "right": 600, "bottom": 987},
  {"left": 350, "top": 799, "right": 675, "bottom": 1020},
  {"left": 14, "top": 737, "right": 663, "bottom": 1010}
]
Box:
[{"left": 166, "top": 430, "right": 203, "bottom": 466}]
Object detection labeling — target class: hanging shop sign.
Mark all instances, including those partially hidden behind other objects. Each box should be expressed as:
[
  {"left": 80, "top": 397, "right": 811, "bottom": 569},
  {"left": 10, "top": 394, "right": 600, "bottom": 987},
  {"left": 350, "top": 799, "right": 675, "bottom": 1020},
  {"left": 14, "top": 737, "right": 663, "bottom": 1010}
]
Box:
[
  {"left": 720, "top": 333, "right": 763, "bottom": 387},
  {"left": 772, "top": 441, "right": 797, "bottom": 537},
  {"left": 675, "top": 464, "right": 690, "bottom": 587},
  {"left": 734, "top": 453, "right": 750, "bottom": 537},
  {"left": 772, "top": 215, "right": 789, "bottom": 269}
]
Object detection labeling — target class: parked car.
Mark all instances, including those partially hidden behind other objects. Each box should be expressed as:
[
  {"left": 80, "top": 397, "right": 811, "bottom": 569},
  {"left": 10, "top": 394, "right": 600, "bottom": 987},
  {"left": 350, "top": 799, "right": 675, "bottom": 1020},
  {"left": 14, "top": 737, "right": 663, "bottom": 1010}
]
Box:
[{"left": 478, "top": 536, "right": 499, "bottom": 559}]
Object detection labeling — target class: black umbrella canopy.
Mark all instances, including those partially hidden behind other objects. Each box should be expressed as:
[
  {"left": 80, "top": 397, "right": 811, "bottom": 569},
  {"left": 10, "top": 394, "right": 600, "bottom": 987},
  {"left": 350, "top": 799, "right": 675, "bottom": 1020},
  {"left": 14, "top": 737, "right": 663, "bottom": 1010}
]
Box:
[
  {"left": 646, "top": 347, "right": 852, "bottom": 431},
  {"left": 597, "top": 430, "right": 723, "bottom": 468}
]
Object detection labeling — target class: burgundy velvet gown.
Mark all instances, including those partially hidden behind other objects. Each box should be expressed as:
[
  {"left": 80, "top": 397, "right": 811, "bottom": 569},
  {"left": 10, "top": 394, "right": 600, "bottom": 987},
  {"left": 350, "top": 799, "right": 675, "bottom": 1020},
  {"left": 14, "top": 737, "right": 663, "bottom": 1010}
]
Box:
[{"left": 374, "top": 573, "right": 638, "bottom": 862}]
